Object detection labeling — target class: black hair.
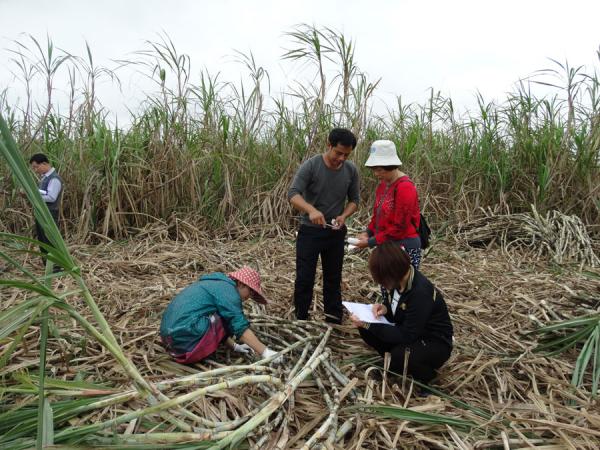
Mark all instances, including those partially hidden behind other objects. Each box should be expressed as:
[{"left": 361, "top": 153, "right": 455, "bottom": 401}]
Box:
[
  {"left": 29, "top": 153, "right": 49, "bottom": 164},
  {"left": 371, "top": 165, "right": 399, "bottom": 171},
  {"left": 368, "top": 241, "right": 411, "bottom": 289},
  {"left": 328, "top": 128, "right": 357, "bottom": 149}
]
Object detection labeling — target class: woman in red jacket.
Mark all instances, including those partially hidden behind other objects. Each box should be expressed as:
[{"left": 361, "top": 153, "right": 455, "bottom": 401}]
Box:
[{"left": 354, "top": 140, "right": 422, "bottom": 268}]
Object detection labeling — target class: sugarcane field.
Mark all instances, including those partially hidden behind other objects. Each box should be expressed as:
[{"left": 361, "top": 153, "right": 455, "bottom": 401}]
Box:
[{"left": 1, "top": 19, "right": 600, "bottom": 450}]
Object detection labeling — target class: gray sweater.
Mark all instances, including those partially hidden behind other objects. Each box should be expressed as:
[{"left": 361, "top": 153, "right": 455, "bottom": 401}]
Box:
[{"left": 288, "top": 155, "right": 360, "bottom": 227}]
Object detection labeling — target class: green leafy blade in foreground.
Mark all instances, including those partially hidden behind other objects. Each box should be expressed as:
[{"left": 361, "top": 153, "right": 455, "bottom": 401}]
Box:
[{"left": 534, "top": 313, "right": 600, "bottom": 395}]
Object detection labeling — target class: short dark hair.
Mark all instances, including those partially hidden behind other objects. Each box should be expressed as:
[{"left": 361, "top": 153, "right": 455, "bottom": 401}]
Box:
[
  {"left": 368, "top": 241, "right": 411, "bottom": 289},
  {"left": 328, "top": 128, "right": 357, "bottom": 149},
  {"left": 29, "top": 153, "right": 49, "bottom": 164},
  {"left": 371, "top": 165, "right": 399, "bottom": 171}
]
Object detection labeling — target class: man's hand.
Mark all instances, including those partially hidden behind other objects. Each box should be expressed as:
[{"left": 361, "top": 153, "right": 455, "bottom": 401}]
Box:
[
  {"left": 308, "top": 209, "right": 326, "bottom": 226},
  {"left": 332, "top": 215, "right": 346, "bottom": 230},
  {"left": 372, "top": 303, "right": 387, "bottom": 318},
  {"left": 289, "top": 194, "right": 329, "bottom": 228}
]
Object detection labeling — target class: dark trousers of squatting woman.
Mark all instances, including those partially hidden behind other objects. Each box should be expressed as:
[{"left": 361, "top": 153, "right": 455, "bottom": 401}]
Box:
[{"left": 358, "top": 327, "right": 452, "bottom": 384}]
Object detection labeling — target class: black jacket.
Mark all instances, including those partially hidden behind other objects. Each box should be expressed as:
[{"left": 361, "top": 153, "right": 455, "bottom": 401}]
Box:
[{"left": 367, "top": 269, "right": 453, "bottom": 347}]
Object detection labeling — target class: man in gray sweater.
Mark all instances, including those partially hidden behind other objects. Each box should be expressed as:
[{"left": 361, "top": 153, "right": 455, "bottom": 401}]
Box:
[{"left": 288, "top": 128, "right": 360, "bottom": 324}]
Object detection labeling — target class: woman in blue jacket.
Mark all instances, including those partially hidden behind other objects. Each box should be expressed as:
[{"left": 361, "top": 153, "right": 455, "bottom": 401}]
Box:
[{"left": 160, "top": 267, "right": 279, "bottom": 364}]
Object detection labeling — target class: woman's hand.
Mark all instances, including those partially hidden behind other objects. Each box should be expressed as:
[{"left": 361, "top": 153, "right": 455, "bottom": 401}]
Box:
[
  {"left": 239, "top": 329, "right": 266, "bottom": 355},
  {"left": 349, "top": 313, "right": 366, "bottom": 329},
  {"left": 261, "top": 347, "right": 284, "bottom": 365},
  {"left": 372, "top": 303, "right": 387, "bottom": 318},
  {"left": 356, "top": 232, "right": 370, "bottom": 247},
  {"left": 232, "top": 343, "right": 252, "bottom": 354},
  {"left": 355, "top": 237, "right": 369, "bottom": 249},
  {"left": 226, "top": 337, "right": 253, "bottom": 354}
]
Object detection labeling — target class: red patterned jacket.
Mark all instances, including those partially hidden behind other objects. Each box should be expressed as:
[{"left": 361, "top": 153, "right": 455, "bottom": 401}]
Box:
[{"left": 367, "top": 176, "right": 421, "bottom": 245}]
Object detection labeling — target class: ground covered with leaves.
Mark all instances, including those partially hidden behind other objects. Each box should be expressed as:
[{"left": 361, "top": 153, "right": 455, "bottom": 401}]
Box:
[{"left": 1, "top": 223, "right": 600, "bottom": 449}]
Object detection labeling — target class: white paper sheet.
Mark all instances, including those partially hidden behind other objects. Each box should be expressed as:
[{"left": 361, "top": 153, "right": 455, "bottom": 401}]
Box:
[{"left": 342, "top": 301, "right": 393, "bottom": 325}]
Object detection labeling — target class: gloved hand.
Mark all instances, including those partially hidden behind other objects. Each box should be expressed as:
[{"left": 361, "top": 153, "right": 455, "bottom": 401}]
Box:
[
  {"left": 261, "top": 347, "right": 284, "bottom": 365},
  {"left": 232, "top": 343, "right": 252, "bottom": 354}
]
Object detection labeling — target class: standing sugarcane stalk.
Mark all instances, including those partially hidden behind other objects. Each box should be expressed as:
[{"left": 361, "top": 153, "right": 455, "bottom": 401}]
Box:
[
  {"left": 382, "top": 351, "right": 391, "bottom": 398},
  {"left": 401, "top": 347, "right": 410, "bottom": 394},
  {"left": 35, "top": 306, "right": 50, "bottom": 449}
]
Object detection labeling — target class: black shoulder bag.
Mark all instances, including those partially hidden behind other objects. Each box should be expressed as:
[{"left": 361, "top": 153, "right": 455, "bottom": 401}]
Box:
[{"left": 396, "top": 179, "right": 431, "bottom": 250}]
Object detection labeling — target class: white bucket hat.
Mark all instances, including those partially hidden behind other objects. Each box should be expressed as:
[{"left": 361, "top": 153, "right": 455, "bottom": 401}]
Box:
[{"left": 364, "top": 140, "right": 402, "bottom": 167}]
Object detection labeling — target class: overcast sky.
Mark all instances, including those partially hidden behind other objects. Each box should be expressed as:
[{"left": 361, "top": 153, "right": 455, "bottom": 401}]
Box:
[{"left": 1, "top": 0, "right": 599, "bottom": 121}]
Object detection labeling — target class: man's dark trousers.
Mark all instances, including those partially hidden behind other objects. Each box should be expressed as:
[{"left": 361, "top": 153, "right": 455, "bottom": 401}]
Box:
[
  {"left": 294, "top": 224, "right": 346, "bottom": 323},
  {"left": 35, "top": 208, "right": 60, "bottom": 271}
]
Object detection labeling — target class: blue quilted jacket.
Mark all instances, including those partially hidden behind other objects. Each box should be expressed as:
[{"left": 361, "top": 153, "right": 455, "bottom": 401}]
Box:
[{"left": 159, "top": 273, "right": 250, "bottom": 353}]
